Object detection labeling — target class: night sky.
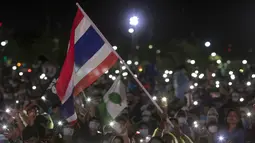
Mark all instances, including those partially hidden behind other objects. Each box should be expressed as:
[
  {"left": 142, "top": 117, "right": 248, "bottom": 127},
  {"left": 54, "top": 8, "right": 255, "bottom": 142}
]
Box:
[{"left": 0, "top": 0, "right": 255, "bottom": 60}]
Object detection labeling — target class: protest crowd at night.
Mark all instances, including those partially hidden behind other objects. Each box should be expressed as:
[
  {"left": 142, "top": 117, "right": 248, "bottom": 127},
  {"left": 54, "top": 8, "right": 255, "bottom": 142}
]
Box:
[{"left": 0, "top": 1, "right": 255, "bottom": 143}]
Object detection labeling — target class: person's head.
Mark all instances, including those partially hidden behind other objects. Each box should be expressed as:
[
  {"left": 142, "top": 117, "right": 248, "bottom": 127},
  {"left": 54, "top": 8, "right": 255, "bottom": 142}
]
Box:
[
  {"left": 139, "top": 122, "right": 149, "bottom": 137},
  {"left": 26, "top": 104, "right": 38, "bottom": 121},
  {"left": 112, "top": 136, "right": 124, "bottom": 143},
  {"left": 148, "top": 137, "right": 164, "bottom": 143},
  {"left": 226, "top": 109, "right": 242, "bottom": 128},
  {"left": 207, "top": 120, "right": 218, "bottom": 134},
  {"left": 89, "top": 117, "right": 100, "bottom": 132},
  {"left": 175, "top": 110, "right": 187, "bottom": 125}
]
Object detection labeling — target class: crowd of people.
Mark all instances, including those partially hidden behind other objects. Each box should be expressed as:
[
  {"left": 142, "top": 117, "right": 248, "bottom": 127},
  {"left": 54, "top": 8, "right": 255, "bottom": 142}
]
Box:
[{"left": 0, "top": 54, "right": 254, "bottom": 143}]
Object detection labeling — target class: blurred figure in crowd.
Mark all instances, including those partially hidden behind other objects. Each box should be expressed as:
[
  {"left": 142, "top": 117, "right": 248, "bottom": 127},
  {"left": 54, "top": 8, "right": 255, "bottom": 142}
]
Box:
[{"left": 175, "top": 109, "right": 194, "bottom": 139}]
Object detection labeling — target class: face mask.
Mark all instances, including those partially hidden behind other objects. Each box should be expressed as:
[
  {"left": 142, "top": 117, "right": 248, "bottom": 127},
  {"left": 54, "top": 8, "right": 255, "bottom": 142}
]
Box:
[
  {"left": 142, "top": 116, "right": 150, "bottom": 122},
  {"left": 139, "top": 129, "right": 149, "bottom": 137},
  {"left": 178, "top": 117, "right": 186, "bottom": 124},
  {"left": 89, "top": 121, "right": 99, "bottom": 130},
  {"left": 208, "top": 125, "right": 218, "bottom": 133}
]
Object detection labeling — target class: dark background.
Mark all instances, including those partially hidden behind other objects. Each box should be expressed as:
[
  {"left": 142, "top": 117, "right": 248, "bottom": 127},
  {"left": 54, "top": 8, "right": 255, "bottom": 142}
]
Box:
[{"left": 0, "top": 0, "right": 254, "bottom": 63}]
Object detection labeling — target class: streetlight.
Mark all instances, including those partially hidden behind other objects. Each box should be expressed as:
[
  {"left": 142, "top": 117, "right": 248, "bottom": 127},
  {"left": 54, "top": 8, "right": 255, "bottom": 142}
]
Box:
[
  {"left": 128, "top": 28, "right": 134, "bottom": 34},
  {"left": 205, "top": 41, "right": 211, "bottom": 47},
  {"left": 129, "top": 16, "right": 139, "bottom": 26}
]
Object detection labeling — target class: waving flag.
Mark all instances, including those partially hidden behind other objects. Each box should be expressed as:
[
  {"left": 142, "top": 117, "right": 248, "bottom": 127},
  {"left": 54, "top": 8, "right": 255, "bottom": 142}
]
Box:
[{"left": 56, "top": 5, "right": 118, "bottom": 124}]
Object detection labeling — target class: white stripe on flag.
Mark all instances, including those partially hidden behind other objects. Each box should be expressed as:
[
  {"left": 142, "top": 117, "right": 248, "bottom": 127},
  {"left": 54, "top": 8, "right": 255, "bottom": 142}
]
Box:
[
  {"left": 74, "top": 43, "right": 112, "bottom": 85},
  {"left": 61, "top": 69, "right": 75, "bottom": 104},
  {"left": 74, "top": 18, "right": 91, "bottom": 43},
  {"left": 66, "top": 112, "right": 78, "bottom": 123}
]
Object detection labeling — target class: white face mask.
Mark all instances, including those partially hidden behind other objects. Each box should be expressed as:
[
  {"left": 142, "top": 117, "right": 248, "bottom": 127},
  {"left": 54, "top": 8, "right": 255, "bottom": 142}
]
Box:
[
  {"left": 139, "top": 129, "right": 149, "bottom": 137},
  {"left": 178, "top": 117, "right": 186, "bottom": 124},
  {"left": 208, "top": 125, "right": 218, "bottom": 133}
]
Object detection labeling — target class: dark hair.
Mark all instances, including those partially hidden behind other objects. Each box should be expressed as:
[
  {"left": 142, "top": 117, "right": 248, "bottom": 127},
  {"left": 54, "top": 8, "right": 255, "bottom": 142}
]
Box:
[
  {"left": 226, "top": 109, "right": 243, "bottom": 129},
  {"left": 148, "top": 136, "right": 164, "bottom": 143},
  {"left": 169, "top": 118, "right": 179, "bottom": 124},
  {"left": 112, "top": 136, "right": 124, "bottom": 143}
]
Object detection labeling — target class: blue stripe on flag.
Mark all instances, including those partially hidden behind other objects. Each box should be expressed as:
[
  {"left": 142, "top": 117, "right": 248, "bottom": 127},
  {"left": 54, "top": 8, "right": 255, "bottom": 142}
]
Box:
[
  {"left": 60, "top": 95, "right": 75, "bottom": 119},
  {"left": 74, "top": 26, "right": 105, "bottom": 70}
]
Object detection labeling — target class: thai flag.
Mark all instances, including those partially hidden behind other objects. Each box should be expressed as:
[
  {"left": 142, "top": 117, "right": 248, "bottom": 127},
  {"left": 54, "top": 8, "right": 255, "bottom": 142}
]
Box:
[{"left": 56, "top": 5, "right": 118, "bottom": 123}]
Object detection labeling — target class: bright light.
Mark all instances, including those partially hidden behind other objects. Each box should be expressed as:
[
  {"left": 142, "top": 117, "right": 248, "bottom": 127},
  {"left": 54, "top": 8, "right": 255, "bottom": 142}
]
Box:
[
  {"left": 165, "top": 78, "right": 170, "bottom": 83},
  {"left": 240, "top": 97, "right": 244, "bottom": 102},
  {"left": 227, "top": 60, "right": 231, "bottom": 64},
  {"left": 169, "top": 71, "right": 173, "bottom": 74},
  {"left": 161, "top": 97, "right": 167, "bottom": 102},
  {"left": 12, "top": 66, "right": 17, "bottom": 70},
  {"left": 2, "top": 125, "right": 7, "bottom": 130},
  {"left": 140, "top": 139, "right": 144, "bottom": 143},
  {"left": 17, "top": 63, "right": 21, "bottom": 67},
  {"left": 218, "top": 136, "right": 224, "bottom": 141},
  {"left": 121, "top": 66, "right": 126, "bottom": 70},
  {"left": 216, "top": 84, "right": 220, "bottom": 88},
  {"left": 5, "top": 108, "right": 10, "bottom": 113},
  {"left": 32, "top": 86, "right": 36, "bottom": 90},
  {"left": 122, "top": 72, "right": 128, "bottom": 77},
  {"left": 228, "top": 82, "right": 232, "bottom": 86},
  {"left": 194, "top": 83, "right": 198, "bottom": 87},
  {"left": 163, "top": 74, "right": 167, "bottom": 78},
  {"left": 242, "top": 60, "right": 247, "bottom": 65},
  {"left": 247, "top": 112, "right": 252, "bottom": 117},
  {"left": 252, "top": 74, "right": 255, "bottom": 79},
  {"left": 109, "top": 74, "right": 113, "bottom": 78},
  {"left": 129, "top": 16, "right": 139, "bottom": 26},
  {"left": 105, "top": 70, "right": 109, "bottom": 74},
  {"left": 164, "top": 70, "right": 169, "bottom": 74},
  {"left": 211, "top": 52, "right": 216, "bottom": 56},
  {"left": 156, "top": 50, "right": 161, "bottom": 54},
  {"left": 1, "top": 40, "right": 8, "bottom": 46},
  {"left": 109, "top": 121, "right": 114, "bottom": 127},
  {"left": 191, "top": 73, "right": 197, "bottom": 78},
  {"left": 193, "top": 101, "right": 198, "bottom": 105},
  {"left": 134, "top": 61, "right": 139, "bottom": 65},
  {"left": 190, "top": 60, "right": 196, "bottom": 65},
  {"left": 205, "top": 41, "right": 211, "bottom": 47},
  {"left": 134, "top": 74, "right": 137, "bottom": 77},
  {"left": 199, "top": 73, "right": 204, "bottom": 79},
  {"left": 115, "top": 70, "right": 120, "bottom": 74},
  {"left": 195, "top": 70, "right": 199, "bottom": 74},
  {"left": 152, "top": 96, "right": 157, "bottom": 101},
  {"left": 58, "top": 121, "right": 63, "bottom": 126},
  {"left": 216, "top": 60, "right": 221, "bottom": 64},
  {"left": 87, "top": 97, "right": 91, "bottom": 102},
  {"left": 193, "top": 121, "right": 198, "bottom": 125},
  {"left": 127, "top": 60, "right": 132, "bottom": 65},
  {"left": 16, "top": 100, "right": 19, "bottom": 104},
  {"left": 190, "top": 85, "right": 194, "bottom": 89},
  {"left": 212, "top": 73, "right": 216, "bottom": 77},
  {"left": 230, "top": 75, "right": 235, "bottom": 80},
  {"left": 215, "top": 81, "right": 220, "bottom": 85},
  {"left": 40, "top": 73, "right": 46, "bottom": 79},
  {"left": 44, "top": 77, "right": 48, "bottom": 80},
  {"left": 148, "top": 45, "right": 153, "bottom": 49},
  {"left": 239, "top": 69, "right": 244, "bottom": 73},
  {"left": 246, "top": 81, "right": 251, "bottom": 86},
  {"left": 112, "top": 76, "right": 116, "bottom": 80},
  {"left": 194, "top": 124, "right": 199, "bottom": 128},
  {"left": 138, "top": 67, "right": 143, "bottom": 72},
  {"left": 19, "top": 72, "right": 23, "bottom": 76},
  {"left": 113, "top": 46, "right": 118, "bottom": 50},
  {"left": 128, "top": 28, "right": 134, "bottom": 33},
  {"left": 28, "top": 69, "right": 32, "bottom": 73},
  {"left": 41, "top": 96, "right": 46, "bottom": 101}
]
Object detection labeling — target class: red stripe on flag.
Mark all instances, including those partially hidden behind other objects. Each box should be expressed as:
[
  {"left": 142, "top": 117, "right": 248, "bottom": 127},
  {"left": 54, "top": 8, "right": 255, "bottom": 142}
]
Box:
[
  {"left": 56, "top": 9, "right": 84, "bottom": 101},
  {"left": 73, "top": 52, "right": 118, "bottom": 96}
]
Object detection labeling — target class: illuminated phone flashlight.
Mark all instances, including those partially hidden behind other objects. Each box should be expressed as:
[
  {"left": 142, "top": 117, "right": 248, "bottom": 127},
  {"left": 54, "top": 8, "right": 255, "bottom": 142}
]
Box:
[
  {"left": 212, "top": 73, "right": 216, "bottom": 77},
  {"left": 228, "top": 82, "right": 232, "bottom": 86},
  {"left": 218, "top": 135, "right": 224, "bottom": 142},
  {"left": 195, "top": 70, "right": 199, "bottom": 74},
  {"left": 216, "top": 84, "right": 220, "bottom": 88},
  {"left": 215, "top": 81, "right": 220, "bottom": 85},
  {"left": 199, "top": 73, "right": 204, "bottom": 79},
  {"left": 191, "top": 73, "right": 197, "bottom": 78},
  {"left": 41, "top": 96, "right": 46, "bottom": 101},
  {"left": 57, "top": 121, "right": 63, "bottom": 126},
  {"left": 230, "top": 75, "right": 235, "bottom": 80},
  {"left": 165, "top": 78, "right": 170, "bottom": 83},
  {"left": 2, "top": 125, "right": 7, "bottom": 130},
  {"left": 5, "top": 108, "right": 10, "bottom": 113},
  {"left": 247, "top": 112, "right": 252, "bottom": 117},
  {"left": 194, "top": 83, "right": 198, "bottom": 87},
  {"left": 239, "top": 97, "right": 244, "bottom": 102},
  {"left": 109, "top": 121, "right": 115, "bottom": 127},
  {"left": 161, "top": 97, "right": 167, "bottom": 102},
  {"left": 216, "top": 60, "right": 221, "bottom": 64},
  {"left": 193, "top": 101, "right": 198, "bottom": 106},
  {"left": 246, "top": 81, "right": 251, "bottom": 86},
  {"left": 190, "top": 85, "right": 194, "bottom": 89},
  {"left": 152, "top": 96, "right": 157, "bottom": 101},
  {"left": 146, "top": 136, "right": 151, "bottom": 142},
  {"left": 140, "top": 139, "right": 144, "bottom": 143},
  {"left": 252, "top": 74, "right": 255, "bottom": 79},
  {"left": 87, "top": 97, "right": 91, "bottom": 102},
  {"left": 193, "top": 121, "right": 198, "bottom": 128},
  {"left": 242, "top": 60, "right": 247, "bottom": 65},
  {"left": 229, "top": 71, "right": 233, "bottom": 75},
  {"left": 163, "top": 74, "right": 167, "bottom": 78}
]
